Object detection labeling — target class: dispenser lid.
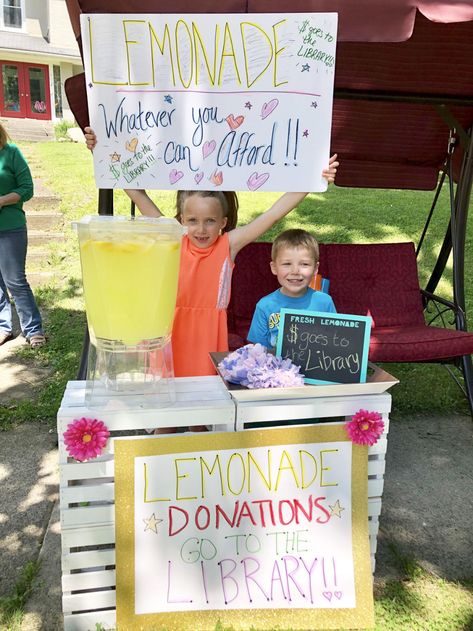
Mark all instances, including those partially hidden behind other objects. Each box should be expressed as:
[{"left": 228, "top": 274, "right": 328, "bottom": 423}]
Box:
[{"left": 73, "top": 214, "right": 185, "bottom": 237}]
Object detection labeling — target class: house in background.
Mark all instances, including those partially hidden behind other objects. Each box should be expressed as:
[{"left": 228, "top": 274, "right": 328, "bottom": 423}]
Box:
[{"left": 0, "top": 0, "right": 82, "bottom": 123}]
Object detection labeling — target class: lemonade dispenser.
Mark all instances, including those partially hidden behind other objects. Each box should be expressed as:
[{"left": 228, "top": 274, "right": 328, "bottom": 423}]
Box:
[{"left": 75, "top": 215, "right": 183, "bottom": 407}]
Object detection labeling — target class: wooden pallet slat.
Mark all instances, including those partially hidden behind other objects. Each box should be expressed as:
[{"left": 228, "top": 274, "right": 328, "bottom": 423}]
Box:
[
  {"left": 61, "top": 525, "right": 115, "bottom": 549},
  {"left": 63, "top": 589, "right": 116, "bottom": 613},
  {"left": 64, "top": 609, "right": 116, "bottom": 631},
  {"left": 61, "top": 549, "right": 116, "bottom": 572},
  {"left": 62, "top": 569, "right": 116, "bottom": 592}
]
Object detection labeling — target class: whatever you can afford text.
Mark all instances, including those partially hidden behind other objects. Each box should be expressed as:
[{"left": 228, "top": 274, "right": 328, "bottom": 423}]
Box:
[{"left": 276, "top": 310, "right": 372, "bottom": 385}]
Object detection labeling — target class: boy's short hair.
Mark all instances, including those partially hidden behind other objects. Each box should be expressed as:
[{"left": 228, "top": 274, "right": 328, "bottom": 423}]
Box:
[{"left": 271, "top": 228, "right": 319, "bottom": 263}]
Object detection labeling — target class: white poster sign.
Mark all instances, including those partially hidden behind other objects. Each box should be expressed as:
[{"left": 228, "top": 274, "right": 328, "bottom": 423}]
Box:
[
  {"left": 114, "top": 425, "right": 374, "bottom": 630},
  {"left": 81, "top": 13, "right": 337, "bottom": 192}
]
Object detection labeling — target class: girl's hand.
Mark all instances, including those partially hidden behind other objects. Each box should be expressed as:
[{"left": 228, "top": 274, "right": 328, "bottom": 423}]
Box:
[
  {"left": 322, "top": 153, "right": 339, "bottom": 183},
  {"left": 84, "top": 127, "right": 97, "bottom": 151}
]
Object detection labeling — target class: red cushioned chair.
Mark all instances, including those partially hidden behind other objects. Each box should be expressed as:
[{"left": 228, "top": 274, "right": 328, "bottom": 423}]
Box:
[{"left": 228, "top": 241, "right": 473, "bottom": 412}]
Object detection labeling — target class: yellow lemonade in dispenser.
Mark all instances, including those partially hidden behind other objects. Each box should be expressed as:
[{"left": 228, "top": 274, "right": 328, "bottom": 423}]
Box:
[
  {"left": 80, "top": 236, "right": 180, "bottom": 345},
  {"left": 76, "top": 216, "right": 182, "bottom": 346}
]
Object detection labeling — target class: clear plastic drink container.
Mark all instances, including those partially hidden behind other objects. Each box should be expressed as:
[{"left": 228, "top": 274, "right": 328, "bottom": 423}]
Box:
[{"left": 74, "top": 215, "right": 183, "bottom": 407}]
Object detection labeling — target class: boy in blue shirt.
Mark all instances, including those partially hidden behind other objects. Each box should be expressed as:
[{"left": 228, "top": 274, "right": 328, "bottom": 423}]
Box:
[{"left": 248, "top": 228, "right": 336, "bottom": 348}]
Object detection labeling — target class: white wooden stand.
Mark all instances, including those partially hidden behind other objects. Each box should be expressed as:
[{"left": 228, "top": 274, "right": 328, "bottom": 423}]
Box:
[{"left": 57, "top": 376, "right": 391, "bottom": 631}]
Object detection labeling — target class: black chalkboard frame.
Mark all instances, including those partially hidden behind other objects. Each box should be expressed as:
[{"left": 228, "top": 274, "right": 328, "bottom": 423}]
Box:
[{"left": 276, "top": 309, "right": 372, "bottom": 385}]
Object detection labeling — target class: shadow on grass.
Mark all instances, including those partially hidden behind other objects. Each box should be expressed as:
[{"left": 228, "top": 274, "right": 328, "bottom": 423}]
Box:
[
  {"left": 374, "top": 543, "right": 473, "bottom": 630},
  {"left": 0, "top": 297, "right": 86, "bottom": 428}
]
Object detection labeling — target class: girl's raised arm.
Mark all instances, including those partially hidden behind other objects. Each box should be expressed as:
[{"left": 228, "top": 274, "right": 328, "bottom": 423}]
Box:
[
  {"left": 125, "top": 189, "right": 163, "bottom": 218},
  {"left": 228, "top": 154, "right": 338, "bottom": 260},
  {"left": 228, "top": 192, "right": 308, "bottom": 260}
]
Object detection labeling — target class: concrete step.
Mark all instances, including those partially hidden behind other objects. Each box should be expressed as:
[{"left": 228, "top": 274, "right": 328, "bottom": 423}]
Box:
[
  {"left": 1, "top": 117, "right": 55, "bottom": 142},
  {"left": 27, "top": 271, "right": 56, "bottom": 287},
  {"left": 26, "top": 248, "right": 48, "bottom": 267},
  {"left": 28, "top": 231, "right": 64, "bottom": 247},
  {"left": 26, "top": 211, "right": 63, "bottom": 231},
  {"left": 24, "top": 196, "right": 61, "bottom": 212}
]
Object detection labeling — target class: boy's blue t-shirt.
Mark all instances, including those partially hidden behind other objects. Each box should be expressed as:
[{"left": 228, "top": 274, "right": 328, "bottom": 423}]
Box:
[{"left": 248, "top": 288, "right": 337, "bottom": 349}]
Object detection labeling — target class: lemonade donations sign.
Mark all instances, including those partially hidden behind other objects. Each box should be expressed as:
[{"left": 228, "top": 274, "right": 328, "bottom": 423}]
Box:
[
  {"left": 81, "top": 13, "right": 337, "bottom": 192},
  {"left": 114, "top": 425, "right": 374, "bottom": 630}
]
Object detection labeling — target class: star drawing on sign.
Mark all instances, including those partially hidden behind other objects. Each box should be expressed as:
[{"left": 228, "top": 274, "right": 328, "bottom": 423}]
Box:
[
  {"left": 164, "top": 94, "right": 173, "bottom": 104},
  {"left": 302, "top": 63, "right": 310, "bottom": 72},
  {"left": 88, "top": 83, "right": 93, "bottom": 89},
  {"left": 110, "top": 152, "right": 121, "bottom": 163},
  {"left": 143, "top": 512, "right": 163, "bottom": 534},
  {"left": 311, "top": 101, "right": 318, "bottom": 108},
  {"left": 329, "top": 499, "right": 345, "bottom": 518},
  {"left": 303, "top": 129, "right": 309, "bottom": 137},
  {"left": 245, "top": 101, "right": 252, "bottom": 110}
]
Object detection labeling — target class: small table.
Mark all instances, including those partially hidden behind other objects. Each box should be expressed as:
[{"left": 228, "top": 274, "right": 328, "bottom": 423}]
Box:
[{"left": 57, "top": 369, "right": 395, "bottom": 631}]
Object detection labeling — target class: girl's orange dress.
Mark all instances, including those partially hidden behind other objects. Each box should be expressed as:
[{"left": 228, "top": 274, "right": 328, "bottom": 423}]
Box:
[{"left": 172, "top": 233, "right": 234, "bottom": 377}]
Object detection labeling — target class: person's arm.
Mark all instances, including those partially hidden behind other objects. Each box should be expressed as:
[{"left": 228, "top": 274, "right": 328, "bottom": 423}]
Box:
[
  {"left": 125, "top": 189, "right": 162, "bottom": 218},
  {"left": 7, "top": 147, "right": 34, "bottom": 205},
  {"left": 228, "top": 154, "right": 338, "bottom": 261},
  {"left": 228, "top": 192, "right": 308, "bottom": 260},
  {"left": 0, "top": 192, "right": 21, "bottom": 208}
]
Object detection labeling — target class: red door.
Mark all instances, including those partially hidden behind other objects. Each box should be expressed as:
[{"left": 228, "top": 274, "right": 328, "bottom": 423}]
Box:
[{"left": 0, "top": 61, "right": 51, "bottom": 120}]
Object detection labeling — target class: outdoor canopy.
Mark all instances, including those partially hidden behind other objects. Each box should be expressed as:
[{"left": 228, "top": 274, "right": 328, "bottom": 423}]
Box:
[{"left": 64, "top": 0, "right": 473, "bottom": 405}]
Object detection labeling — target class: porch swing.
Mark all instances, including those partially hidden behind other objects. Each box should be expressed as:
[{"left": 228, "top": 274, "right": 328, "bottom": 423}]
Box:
[{"left": 63, "top": 0, "right": 473, "bottom": 414}]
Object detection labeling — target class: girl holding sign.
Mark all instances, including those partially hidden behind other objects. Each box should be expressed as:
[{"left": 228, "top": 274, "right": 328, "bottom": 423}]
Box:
[{"left": 85, "top": 128, "right": 337, "bottom": 377}]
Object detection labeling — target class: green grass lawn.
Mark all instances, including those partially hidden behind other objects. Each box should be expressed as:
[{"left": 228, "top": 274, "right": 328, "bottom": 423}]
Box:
[{"left": 0, "top": 140, "right": 472, "bottom": 630}]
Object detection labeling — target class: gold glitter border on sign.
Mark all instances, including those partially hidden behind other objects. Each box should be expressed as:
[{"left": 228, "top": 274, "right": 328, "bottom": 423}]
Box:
[{"left": 115, "top": 423, "right": 374, "bottom": 630}]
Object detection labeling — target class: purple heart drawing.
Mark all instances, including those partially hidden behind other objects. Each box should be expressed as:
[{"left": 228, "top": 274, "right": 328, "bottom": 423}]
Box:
[
  {"left": 322, "top": 592, "right": 333, "bottom": 601},
  {"left": 247, "top": 172, "right": 270, "bottom": 191},
  {"left": 261, "top": 98, "right": 279, "bottom": 119},
  {"left": 169, "top": 169, "right": 183, "bottom": 185},
  {"left": 194, "top": 171, "right": 204, "bottom": 184},
  {"left": 334, "top": 591, "right": 343, "bottom": 599},
  {"left": 202, "top": 140, "right": 216, "bottom": 159}
]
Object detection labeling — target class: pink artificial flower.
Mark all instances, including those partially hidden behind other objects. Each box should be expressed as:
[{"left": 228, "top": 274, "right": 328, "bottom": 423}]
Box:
[
  {"left": 63, "top": 417, "right": 110, "bottom": 461},
  {"left": 345, "top": 409, "right": 384, "bottom": 446}
]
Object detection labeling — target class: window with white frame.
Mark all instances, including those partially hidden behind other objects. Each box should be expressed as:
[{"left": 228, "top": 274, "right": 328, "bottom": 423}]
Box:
[{"left": 2, "top": 0, "right": 23, "bottom": 29}]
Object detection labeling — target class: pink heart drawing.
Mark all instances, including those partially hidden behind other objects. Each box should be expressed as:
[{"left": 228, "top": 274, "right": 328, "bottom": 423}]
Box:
[
  {"left": 261, "top": 98, "right": 279, "bottom": 119},
  {"left": 210, "top": 169, "right": 223, "bottom": 186},
  {"left": 202, "top": 140, "right": 216, "bottom": 159},
  {"left": 322, "top": 592, "right": 333, "bottom": 601},
  {"left": 334, "top": 591, "right": 343, "bottom": 600},
  {"left": 194, "top": 171, "right": 204, "bottom": 184},
  {"left": 169, "top": 169, "right": 183, "bottom": 184},
  {"left": 226, "top": 114, "right": 245, "bottom": 130},
  {"left": 247, "top": 172, "right": 270, "bottom": 191}
]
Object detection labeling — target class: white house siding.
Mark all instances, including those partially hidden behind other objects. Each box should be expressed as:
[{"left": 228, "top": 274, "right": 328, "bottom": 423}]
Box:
[
  {"left": 25, "top": 0, "right": 48, "bottom": 38},
  {"left": 49, "top": 0, "right": 76, "bottom": 49}
]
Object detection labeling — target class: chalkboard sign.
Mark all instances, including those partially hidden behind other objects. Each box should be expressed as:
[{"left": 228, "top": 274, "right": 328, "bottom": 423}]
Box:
[{"left": 276, "top": 309, "right": 372, "bottom": 385}]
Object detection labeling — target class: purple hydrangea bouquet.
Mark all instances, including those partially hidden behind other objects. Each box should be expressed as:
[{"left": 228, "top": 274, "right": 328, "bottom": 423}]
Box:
[{"left": 218, "top": 343, "right": 305, "bottom": 389}]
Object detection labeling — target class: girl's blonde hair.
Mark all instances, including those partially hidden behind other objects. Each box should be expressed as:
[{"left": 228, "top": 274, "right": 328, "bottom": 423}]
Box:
[
  {"left": 0, "top": 122, "right": 10, "bottom": 148},
  {"left": 175, "top": 190, "right": 239, "bottom": 232}
]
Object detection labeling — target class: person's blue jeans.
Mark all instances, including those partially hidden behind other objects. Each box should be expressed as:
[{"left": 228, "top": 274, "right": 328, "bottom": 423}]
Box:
[{"left": 0, "top": 226, "right": 43, "bottom": 339}]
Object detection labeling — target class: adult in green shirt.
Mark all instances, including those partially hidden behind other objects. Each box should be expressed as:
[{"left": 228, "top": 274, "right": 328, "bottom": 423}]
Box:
[{"left": 0, "top": 122, "right": 45, "bottom": 347}]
